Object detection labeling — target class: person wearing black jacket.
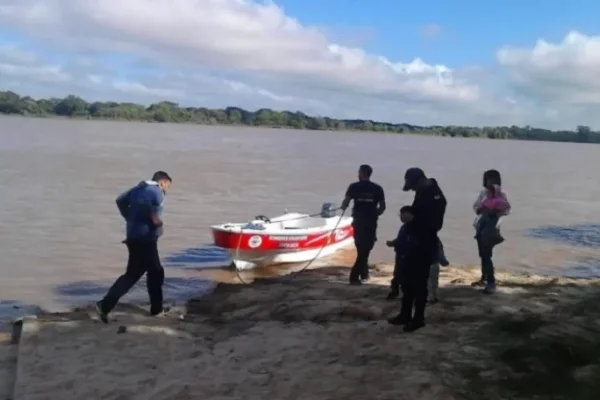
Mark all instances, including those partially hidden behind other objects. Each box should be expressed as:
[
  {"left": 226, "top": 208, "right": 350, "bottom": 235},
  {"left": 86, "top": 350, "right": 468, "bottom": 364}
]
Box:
[
  {"left": 341, "top": 164, "right": 386, "bottom": 284},
  {"left": 388, "top": 167, "right": 447, "bottom": 332}
]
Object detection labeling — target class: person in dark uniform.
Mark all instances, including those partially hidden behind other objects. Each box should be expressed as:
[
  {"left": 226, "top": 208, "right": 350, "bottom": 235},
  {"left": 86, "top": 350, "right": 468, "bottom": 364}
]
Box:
[
  {"left": 388, "top": 167, "right": 446, "bottom": 332},
  {"left": 341, "top": 164, "right": 386, "bottom": 284}
]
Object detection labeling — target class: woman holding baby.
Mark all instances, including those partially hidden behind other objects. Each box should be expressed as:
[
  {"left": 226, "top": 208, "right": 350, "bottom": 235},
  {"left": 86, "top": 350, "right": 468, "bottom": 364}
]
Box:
[{"left": 472, "top": 169, "right": 511, "bottom": 294}]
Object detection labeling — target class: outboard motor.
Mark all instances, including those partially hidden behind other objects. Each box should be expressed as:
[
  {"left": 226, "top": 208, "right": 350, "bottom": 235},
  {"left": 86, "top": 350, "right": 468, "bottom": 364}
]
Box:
[{"left": 320, "top": 202, "right": 338, "bottom": 218}]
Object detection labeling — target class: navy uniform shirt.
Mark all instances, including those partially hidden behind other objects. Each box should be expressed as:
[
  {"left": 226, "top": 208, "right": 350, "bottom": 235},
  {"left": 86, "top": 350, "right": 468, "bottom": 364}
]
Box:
[
  {"left": 116, "top": 180, "right": 165, "bottom": 241},
  {"left": 405, "top": 178, "right": 447, "bottom": 244},
  {"left": 345, "top": 180, "right": 385, "bottom": 223}
]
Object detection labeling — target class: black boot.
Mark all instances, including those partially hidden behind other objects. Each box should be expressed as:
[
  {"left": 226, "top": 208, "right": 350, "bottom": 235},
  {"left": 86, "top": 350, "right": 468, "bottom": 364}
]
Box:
[
  {"left": 386, "top": 286, "right": 400, "bottom": 300},
  {"left": 386, "top": 290, "right": 399, "bottom": 300},
  {"left": 388, "top": 300, "right": 412, "bottom": 325},
  {"left": 403, "top": 319, "right": 426, "bottom": 332},
  {"left": 387, "top": 313, "right": 411, "bottom": 325}
]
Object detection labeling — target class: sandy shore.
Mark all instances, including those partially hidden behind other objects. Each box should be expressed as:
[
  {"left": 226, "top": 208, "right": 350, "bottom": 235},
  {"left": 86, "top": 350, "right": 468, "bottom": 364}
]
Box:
[{"left": 3, "top": 251, "right": 600, "bottom": 400}]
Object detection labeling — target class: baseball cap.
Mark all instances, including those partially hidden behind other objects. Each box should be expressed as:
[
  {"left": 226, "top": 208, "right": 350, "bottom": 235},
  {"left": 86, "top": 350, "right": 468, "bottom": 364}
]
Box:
[{"left": 402, "top": 167, "right": 426, "bottom": 191}]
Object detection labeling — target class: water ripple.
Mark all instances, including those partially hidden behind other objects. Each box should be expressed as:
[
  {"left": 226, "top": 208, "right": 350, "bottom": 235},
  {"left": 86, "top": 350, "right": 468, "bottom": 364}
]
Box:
[
  {"left": 526, "top": 223, "right": 600, "bottom": 248},
  {"left": 54, "top": 276, "right": 214, "bottom": 307},
  {"left": 164, "top": 244, "right": 231, "bottom": 269}
]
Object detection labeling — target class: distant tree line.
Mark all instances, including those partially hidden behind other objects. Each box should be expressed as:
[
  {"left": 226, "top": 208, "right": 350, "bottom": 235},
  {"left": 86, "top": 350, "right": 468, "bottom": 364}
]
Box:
[{"left": 1, "top": 90, "right": 598, "bottom": 144}]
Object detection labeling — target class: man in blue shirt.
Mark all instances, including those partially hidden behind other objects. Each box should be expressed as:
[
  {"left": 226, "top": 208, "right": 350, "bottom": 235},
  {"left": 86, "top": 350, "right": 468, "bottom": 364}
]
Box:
[{"left": 96, "top": 171, "right": 172, "bottom": 323}]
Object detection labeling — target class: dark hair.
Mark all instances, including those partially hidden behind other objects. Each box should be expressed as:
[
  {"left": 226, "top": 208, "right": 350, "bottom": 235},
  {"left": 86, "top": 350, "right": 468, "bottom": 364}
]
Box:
[
  {"left": 359, "top": 164, "right": 373, "bottom": 177},
  {"left": 482, "top": 169, "right": 501, "bottom": 187},
  {"left": 400, "top": 205, "right": 413, "bottom": 214},
  {"left": 152, "top": 170, "right": 172, "bottom": 182}
]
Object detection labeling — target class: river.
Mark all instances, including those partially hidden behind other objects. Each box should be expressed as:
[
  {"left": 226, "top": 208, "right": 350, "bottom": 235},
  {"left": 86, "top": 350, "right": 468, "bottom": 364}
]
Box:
[{"left": 1, "top": 116, "right": 600, "bottom": 322}]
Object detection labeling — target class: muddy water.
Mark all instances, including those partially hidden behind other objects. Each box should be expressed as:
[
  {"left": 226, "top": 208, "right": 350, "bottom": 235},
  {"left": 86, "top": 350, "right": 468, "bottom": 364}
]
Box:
[{"left": 2, "top": 116, "right": 600, "bottom": 322}]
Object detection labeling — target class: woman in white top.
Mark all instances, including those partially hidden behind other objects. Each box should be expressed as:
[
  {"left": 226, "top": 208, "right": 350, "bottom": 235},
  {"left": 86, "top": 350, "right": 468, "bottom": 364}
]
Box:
[{"left": 472, "top": 169, "right": 511, "bottom": 294}]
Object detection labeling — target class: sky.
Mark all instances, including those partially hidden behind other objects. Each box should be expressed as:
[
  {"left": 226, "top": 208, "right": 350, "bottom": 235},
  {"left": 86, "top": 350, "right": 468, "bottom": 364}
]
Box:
[{"left": 1, "top": 0, "right": 600, "bottom": 129}]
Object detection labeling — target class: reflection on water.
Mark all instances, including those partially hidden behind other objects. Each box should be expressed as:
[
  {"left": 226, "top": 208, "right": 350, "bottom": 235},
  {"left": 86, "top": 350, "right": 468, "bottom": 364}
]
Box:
[
  {"left": 527, "top": 223, "right": 600, "bottom": 248},
  {"left": 54, "top": 276, "right": 214, "bottom": 308},
  {"left": 527, "top": 224, "right": 600, "bottom": 277},
  {"left": 164, "top": 244, "right": 231, "bottom": 269},
  {"left": 0, "top": 300, "right": 42, "bottom": 329}
]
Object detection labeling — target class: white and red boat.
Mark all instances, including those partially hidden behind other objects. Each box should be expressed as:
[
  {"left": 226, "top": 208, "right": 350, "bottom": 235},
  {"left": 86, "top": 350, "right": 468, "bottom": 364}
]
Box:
[{"left": 211, "top": 203, "right": 354, "bottom": 269}]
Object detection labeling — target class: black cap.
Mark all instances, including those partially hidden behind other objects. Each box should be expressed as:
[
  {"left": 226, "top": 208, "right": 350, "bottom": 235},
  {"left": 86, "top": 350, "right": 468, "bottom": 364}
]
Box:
[{"left": 403, "top": 167, "right": 425, "bottom": 191}]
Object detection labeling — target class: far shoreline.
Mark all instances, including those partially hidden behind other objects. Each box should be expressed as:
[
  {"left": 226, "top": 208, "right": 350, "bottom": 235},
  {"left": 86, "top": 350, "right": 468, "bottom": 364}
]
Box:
[
  {"left": 2, "top": 89, "right": 599, "bottom": 145},
  {"left": 3, "top": 113, "right": 599, "bottom": 146}
]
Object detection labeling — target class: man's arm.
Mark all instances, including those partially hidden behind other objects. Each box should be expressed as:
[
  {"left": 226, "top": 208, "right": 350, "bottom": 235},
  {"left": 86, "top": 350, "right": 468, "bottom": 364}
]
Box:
[
  {"left": 340, "top": 184, "right": 354, "bottom": 211},
  {"left": 377, "top": 186, "right": 386, "bottom": 216},
  {"left": 115, "top": 187, "right": 133, "bottom": 219},
  {"left": 148, "top": 189, "right": 164, "bottom": 228}
]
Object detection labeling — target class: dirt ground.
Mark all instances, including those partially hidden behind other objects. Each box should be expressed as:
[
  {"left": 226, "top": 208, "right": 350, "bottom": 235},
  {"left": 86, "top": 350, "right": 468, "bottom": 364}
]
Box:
[{"left": 5, "top": 253, "right": 600, "bottom": 400}]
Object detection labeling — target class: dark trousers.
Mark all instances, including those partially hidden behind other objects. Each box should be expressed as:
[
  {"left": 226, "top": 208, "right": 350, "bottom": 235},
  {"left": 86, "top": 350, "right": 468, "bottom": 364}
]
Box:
[
  {"left": 100, "top": 239, "right": 164, "bottom": 314},
  {"left": 350, "top": 220, "right": 377, "bottom": 281},
  {"left": 390, "top": 254, "right": 405, "bottom": 293},
  {"left": 399, "top": 243, "right": 435, "bottom": 322},
  {"left": 477, "top": 238, "right": 495, "bottom": 285}
]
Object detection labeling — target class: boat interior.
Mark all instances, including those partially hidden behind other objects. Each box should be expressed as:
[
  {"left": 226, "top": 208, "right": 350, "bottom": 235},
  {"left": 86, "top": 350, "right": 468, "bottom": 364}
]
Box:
[
  {"left": 279, "top": 217, "right": 328, "bottom": 230},
  {"left": 219, "top": 213, "right": 350, "bottom": 233}
]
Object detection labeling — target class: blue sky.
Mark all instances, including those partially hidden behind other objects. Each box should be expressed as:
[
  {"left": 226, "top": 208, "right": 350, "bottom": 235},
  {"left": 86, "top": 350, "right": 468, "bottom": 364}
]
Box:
[
  {"left": 1, "top": 0, "right": 600, "bottom": 129},
  {"left": 279, "top": 0, "right": 600, "bottom": 65}
]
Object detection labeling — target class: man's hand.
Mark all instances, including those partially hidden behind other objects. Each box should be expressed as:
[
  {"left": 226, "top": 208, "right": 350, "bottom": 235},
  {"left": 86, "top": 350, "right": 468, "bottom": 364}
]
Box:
[
  {"left": 340, "top": 197, "right": 350, "bottom": 212},
  {"left": 151, "top": 213, "right": 164, "bottom": 228}
]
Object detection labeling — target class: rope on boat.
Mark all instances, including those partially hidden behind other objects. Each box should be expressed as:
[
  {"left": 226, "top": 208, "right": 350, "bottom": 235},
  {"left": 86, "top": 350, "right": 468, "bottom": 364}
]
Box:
[{"left": 233, "top": 207, "right": 347, "bottom": 284}]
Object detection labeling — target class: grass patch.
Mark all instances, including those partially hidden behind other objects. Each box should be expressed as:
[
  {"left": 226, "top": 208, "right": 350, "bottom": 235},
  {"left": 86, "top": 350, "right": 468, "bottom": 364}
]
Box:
[
  {"left": 487, "top": 312, "right": 548, "bottom": 336},
  {"left": 463, "top": 312, "right": 600, "bottom": 399}
]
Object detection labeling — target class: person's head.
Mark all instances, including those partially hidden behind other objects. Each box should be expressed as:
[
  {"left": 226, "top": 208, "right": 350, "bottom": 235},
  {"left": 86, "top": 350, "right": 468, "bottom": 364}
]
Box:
[
  {"left": 482, "top": 169, "right": 501, "bottom": 189},
  {"left": 151, "top": 170, "right": 172, "bottom": 193},
  {"left": 399, "top": 205, "right": 414, "bottom": 223},
  {"left": 402, "top": 167, "right": 427, "bottom": 192},
  {"left": 358, "top": 164, "right": 373, "bottom": 181}
]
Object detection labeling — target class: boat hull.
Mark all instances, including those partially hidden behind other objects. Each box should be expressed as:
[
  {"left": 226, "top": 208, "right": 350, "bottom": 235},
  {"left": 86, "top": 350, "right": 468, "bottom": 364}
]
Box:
[{"left": 211, "top": 214, "right": 354, "bottom": 268}]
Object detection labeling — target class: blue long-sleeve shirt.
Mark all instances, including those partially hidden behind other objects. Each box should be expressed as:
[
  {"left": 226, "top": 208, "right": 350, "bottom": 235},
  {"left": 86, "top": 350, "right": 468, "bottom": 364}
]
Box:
[
  {"left": 393, "top": 224, "right": 411, "bottom": 256},
  {"left": 116, "top": 180, "right": 165, "bottom": 241},
  {"left": 393, "top": 222, "right": 449, "bottom": 266}
]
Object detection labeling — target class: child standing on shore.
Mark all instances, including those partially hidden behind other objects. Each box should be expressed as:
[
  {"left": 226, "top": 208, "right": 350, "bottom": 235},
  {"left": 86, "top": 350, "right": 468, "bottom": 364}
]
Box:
[
  {"left": 386, "top": 206, "right": 449, "bottom": 302},
  {"left": 386, "top": 206, "right": 413, "bottom": 300}
]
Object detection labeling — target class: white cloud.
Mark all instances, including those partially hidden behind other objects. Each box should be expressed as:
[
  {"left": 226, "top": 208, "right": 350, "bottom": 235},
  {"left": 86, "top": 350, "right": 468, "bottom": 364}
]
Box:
[
  {"left": 111, "top": 81, "right": 185, "bottom": 99},
  {"left": 498, "top": 31, "right": 600, "bottom": 105},
  {"left": 497, "top": 31, "right": 600, "bottom": 126},
  {"left": 0, "top": 1, "right": 599, "bottom": 129}
]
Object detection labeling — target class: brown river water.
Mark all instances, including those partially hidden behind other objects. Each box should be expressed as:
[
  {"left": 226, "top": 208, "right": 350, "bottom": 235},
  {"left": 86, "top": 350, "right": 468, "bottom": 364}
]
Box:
[{"left": 1, "top": 116, "right": 600, "bottom": 323}]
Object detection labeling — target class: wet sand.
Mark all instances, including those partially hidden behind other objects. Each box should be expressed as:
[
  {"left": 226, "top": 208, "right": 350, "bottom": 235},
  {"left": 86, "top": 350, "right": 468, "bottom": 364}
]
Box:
[{"left": 3, "top": 250, "right": 600, "bottom": 400}]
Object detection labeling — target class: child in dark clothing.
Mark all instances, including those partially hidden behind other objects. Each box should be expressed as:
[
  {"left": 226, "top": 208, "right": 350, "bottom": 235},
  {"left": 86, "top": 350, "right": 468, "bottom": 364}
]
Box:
[
  {"left": 385, "top": 206, "right": 413, "bottom": 300},
  {"left": 386, "top": 206, "right": 450, "bottom": 301}
]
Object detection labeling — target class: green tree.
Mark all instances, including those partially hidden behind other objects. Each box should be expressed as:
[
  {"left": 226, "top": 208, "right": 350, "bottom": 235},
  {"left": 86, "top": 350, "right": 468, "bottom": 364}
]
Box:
[{"left": 1, "top": 89, "right": 600, "bottom": 145}]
